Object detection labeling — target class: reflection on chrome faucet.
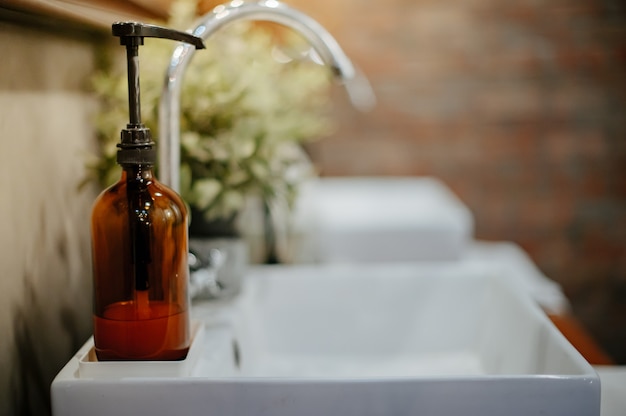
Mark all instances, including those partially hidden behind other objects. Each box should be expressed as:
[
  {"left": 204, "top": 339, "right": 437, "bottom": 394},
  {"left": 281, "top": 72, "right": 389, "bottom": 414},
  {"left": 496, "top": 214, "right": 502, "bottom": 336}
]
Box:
[
  {"left": 188, "top": 248, "right": 226, "bottom": 299},
  {"left": 159, "top": 0, "right": 375, "bottom": 193}
]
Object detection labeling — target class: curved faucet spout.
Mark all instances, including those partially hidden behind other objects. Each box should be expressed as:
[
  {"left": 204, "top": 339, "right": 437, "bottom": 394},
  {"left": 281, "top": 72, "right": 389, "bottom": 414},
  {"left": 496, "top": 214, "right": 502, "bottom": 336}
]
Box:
[{"left": 159, "top": 0, "right": 375, "bottom": 192}]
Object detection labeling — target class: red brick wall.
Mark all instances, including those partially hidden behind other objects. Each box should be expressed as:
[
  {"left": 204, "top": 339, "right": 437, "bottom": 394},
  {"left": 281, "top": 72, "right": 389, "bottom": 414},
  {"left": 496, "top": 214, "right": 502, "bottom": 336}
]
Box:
[{"left": 289, "top": 0, "right": 626, "bottom": 362}]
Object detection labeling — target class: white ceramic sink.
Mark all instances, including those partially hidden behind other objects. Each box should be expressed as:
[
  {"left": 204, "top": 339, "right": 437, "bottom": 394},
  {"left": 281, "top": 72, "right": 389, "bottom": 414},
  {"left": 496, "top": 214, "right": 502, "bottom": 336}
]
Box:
[
  {"left": 257, "top": 177, "right": 474, "bottom": 263},
  {"left": 52, "top": 262, "right": 600, "bottom": 416}
]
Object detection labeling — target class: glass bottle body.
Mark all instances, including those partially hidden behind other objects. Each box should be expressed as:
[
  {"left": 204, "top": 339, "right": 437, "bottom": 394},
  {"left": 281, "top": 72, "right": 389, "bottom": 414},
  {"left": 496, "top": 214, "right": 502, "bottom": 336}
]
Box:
[{"left": 91, "top": 164, "right": 190, "bottom": 361}]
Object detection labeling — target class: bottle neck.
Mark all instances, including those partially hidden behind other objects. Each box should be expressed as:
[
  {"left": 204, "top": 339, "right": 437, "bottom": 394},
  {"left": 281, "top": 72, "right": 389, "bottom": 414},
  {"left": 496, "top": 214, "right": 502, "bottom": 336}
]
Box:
[{"left": 121, "top": 164, "right": 155, "bottom": 183}]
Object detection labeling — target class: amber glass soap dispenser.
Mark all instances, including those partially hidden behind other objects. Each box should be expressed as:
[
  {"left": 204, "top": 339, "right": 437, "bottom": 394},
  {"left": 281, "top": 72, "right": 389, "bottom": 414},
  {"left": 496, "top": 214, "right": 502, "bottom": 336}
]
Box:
[{"left": 91, "top": 23, "right": 205, "bottom": 361}]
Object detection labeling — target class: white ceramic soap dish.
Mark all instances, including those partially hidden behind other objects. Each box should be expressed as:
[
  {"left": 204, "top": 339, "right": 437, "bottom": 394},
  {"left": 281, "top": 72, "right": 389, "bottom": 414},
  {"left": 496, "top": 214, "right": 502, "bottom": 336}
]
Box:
[{"left": 77, "top": 322, "right": 205, "bottom": 379}]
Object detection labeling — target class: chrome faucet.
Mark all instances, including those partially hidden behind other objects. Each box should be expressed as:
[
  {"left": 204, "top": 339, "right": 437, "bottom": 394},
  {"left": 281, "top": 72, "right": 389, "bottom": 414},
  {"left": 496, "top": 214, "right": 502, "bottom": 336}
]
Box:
[
  {"left": 159, "top": 0, "right": 375, "bottom": 299},
  {"left": 158, "top": 0, "right": 375, "bottom": 193}
]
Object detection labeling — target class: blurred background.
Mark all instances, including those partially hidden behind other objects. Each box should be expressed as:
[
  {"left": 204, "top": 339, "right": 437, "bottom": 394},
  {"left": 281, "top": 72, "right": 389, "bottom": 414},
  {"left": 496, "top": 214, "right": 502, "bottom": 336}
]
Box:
[
  {"left": 0, "top": 0, "right": 624, "bottom": 415},
  {"left": 293, "top": 0, "right": 626, "bottom": 362}
]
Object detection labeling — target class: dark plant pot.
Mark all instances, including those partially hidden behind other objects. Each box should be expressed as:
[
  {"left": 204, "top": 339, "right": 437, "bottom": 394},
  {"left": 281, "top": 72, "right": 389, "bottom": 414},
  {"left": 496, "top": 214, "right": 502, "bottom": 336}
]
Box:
[{"left": 188, "top": 207, "right": 239, "bottom": 238}]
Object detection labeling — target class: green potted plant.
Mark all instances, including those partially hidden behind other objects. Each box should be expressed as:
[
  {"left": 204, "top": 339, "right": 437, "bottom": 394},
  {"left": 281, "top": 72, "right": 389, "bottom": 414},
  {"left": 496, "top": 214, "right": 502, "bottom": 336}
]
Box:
[{"left": 87, "top": 1, "right": 333, "bottom": 296}]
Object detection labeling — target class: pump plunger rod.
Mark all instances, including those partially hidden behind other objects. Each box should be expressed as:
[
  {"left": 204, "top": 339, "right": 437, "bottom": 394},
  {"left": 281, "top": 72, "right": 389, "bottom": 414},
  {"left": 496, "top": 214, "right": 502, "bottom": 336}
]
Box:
[{"left": 126, "top": 43, "right": 142, "bottom": 127}]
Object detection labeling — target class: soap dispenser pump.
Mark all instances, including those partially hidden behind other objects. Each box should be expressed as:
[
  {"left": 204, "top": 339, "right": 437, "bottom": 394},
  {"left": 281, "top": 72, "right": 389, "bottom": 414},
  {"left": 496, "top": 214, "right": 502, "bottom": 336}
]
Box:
[{"left": 90, "top": 22, "right": 205, "bottom": 361}]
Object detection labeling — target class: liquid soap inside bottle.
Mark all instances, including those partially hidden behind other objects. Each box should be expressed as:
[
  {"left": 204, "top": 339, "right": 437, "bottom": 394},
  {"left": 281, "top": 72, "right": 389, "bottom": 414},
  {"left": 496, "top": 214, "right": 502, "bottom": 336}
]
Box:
[{"left": 91, "top": 164, "right": 190, "bottom": 361}]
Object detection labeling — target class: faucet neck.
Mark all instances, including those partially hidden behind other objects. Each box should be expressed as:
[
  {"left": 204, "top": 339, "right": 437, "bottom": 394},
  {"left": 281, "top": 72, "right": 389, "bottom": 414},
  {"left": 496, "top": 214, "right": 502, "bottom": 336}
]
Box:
[{"left": 159, "top": 0, "right": 372, "bottom": 192}]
